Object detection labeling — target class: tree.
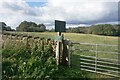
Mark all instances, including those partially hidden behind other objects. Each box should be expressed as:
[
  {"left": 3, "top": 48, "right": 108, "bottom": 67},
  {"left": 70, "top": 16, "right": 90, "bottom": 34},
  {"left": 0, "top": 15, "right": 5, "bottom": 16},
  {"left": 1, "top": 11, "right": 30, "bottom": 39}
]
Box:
[
  {"left": 103, "top": 24, "right": 116, "bottom": 36},
  {"left": 66, "top": 27, "right": 79, "bottom": 33},
  {"left": 90, "top": 24, "right": 117, "bottom": 36},
  {"left": 38, "top": 24, "right": 46, "bottom": 32},
  {"left": 0, "top": 22, "right": 6, "bottom": 31},
  {"left": 16, "top": 21, "right": 46, "bottom": 32},
  {"left": 6, "top": 26, "right": 12, "bottom": 31},
  {"left": 90, "top": 25, "right": 104, "bottom": 35},
  {"left": 16, "top": 21, "right": 29, "bottom": 31},
  {"left": 0, "top": 22, "right": 14, "bottom": 31},
  {"left": 113, "top": 25, "right": 120, "bottom": 36}
]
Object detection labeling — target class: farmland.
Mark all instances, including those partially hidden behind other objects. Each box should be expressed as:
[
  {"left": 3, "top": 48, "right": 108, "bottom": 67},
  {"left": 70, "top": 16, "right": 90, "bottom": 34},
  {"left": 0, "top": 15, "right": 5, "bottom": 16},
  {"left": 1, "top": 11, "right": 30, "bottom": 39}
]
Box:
[
  {"left": 1, "top": 32, "right": 119, "bottom": 79},
  {"left": 7, "top": 31, "right": 118, "bottom": 44}
]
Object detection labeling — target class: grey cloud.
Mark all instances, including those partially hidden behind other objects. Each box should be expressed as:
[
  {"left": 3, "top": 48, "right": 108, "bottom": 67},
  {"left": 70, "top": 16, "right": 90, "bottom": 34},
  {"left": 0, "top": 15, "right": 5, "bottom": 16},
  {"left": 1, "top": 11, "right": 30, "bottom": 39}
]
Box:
[
  {"left": 64, "top": 2, "right": 118, "bottom": 25},
  {"left": 0, "top": 0, "right": 118, "bottom": 29},
  {"left": 1, "top": 1, "right": 38, "bottom": 16},
  {"left": 2, "top": 2, "right": 23, "bottom": 11}
]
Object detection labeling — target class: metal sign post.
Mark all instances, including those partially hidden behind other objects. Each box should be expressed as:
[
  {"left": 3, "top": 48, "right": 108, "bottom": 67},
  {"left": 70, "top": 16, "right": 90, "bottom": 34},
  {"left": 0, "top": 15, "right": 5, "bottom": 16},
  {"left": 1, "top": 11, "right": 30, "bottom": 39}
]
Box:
[{"left": 54, "top": 20, "right": 66, "bottom": 66}]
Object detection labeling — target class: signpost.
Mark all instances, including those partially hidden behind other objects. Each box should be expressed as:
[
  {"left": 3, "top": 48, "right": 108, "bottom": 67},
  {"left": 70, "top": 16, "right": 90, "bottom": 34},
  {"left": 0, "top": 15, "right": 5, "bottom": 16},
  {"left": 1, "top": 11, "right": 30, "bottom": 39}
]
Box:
[
  {"left": 55, "top": 20, "right": 66, "bottom": 32},
  {"left": 54, "top": 20, "right": 66, "bottom": 66}
]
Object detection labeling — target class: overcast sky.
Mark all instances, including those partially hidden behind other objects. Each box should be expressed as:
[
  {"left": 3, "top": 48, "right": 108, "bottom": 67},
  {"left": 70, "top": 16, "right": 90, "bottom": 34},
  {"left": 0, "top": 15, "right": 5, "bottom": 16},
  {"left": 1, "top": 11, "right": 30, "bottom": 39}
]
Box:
[{"left": 0, "top": 0, "right": 119, "bottom": 29}]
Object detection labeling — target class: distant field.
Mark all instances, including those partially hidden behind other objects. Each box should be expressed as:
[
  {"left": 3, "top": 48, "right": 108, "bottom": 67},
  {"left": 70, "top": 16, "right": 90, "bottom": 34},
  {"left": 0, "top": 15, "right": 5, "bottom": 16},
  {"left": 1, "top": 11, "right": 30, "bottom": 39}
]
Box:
[{"left": 7, "top": 32, "right": 118, "bottom": 45}]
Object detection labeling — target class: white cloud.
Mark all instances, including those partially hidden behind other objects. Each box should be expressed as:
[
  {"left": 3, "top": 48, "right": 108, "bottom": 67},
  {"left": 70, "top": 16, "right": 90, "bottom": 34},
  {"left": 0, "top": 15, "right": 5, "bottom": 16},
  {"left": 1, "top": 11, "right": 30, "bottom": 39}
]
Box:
[
  {"left": 95, "top": 21, "right": 118, "bottom": 25},
  {"left": 0, "top": 0, "right": 118, "bottom": 29}
]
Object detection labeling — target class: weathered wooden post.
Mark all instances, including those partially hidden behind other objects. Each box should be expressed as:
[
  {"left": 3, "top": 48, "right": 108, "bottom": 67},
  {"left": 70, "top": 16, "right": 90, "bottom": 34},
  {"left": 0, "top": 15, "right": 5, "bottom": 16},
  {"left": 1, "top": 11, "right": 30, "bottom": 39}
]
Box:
[
  {"left": 56, "top": 32, "right": 61, "bottom": 65},
  {"left": 62, "top": 39, "right": 71, "bottom": 67},
  {"left": 62, "top": 38, "right": 67, "bottom": 66},
  {"left": 40, "top": 38, "right": 44, "bottom": 50},
  {"left": 54, "top": 20, "right": 66, "bottom": 66},
  {"left": 66, "top": 39, "right": 71, "bottom": 67}
]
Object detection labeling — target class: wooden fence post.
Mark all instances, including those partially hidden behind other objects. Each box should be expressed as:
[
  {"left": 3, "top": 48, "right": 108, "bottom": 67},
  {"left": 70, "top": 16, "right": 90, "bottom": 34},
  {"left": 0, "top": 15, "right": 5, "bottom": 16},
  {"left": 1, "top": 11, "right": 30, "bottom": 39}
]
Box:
[
  {"left": 56, "top": 32, "right": 61, "bottom": 66},
  {"left": 67, "top": 39, "right": 71, "bottom": 67},
  {"left": 61, "top": 38, "right": 71, "bottom": 67},
  {"left": 62, "top": 39, "right": 67, "bottom": 66},
  {"left": 41, "top": 38, "right": 44, "bottom": 50}
]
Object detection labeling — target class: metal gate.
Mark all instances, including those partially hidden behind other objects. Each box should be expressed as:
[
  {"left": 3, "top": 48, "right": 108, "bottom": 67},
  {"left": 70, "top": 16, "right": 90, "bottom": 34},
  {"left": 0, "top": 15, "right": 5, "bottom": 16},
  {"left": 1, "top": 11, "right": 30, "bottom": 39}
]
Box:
[{"left": 70, "top": 42, "right": 120, "bottom": 77}]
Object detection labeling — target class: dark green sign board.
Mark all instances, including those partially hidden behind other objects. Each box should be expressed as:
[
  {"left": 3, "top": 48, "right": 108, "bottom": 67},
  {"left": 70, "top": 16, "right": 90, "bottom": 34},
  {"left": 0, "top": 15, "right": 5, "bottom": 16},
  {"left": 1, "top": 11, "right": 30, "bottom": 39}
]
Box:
[{"left": 55, "top": 20, "right": 66, "bottom": 32}]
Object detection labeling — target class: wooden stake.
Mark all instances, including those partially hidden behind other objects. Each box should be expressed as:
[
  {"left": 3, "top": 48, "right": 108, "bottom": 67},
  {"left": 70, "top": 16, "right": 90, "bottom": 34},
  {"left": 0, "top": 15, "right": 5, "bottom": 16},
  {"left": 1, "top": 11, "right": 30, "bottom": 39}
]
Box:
[
  {"left": 67, "top": 39, "right": 71, "bottom": 67},
  {"left": 62, "top": 40, "right": 67, "bottom": 66},
  {"left": 56, "top": 32, "right": 61, "bottom": 66}
]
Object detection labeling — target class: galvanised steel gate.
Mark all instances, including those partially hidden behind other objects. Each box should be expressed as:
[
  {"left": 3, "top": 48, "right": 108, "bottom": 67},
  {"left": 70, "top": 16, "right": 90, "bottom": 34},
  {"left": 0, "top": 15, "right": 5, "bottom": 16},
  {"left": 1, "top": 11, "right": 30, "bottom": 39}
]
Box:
[{"left": 70, "top": 42, "right": 120, "bottom": 77}]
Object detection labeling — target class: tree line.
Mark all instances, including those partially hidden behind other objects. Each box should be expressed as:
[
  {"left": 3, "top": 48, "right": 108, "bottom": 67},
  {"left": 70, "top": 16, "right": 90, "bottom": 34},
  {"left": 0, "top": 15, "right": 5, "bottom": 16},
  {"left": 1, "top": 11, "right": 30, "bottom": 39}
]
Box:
[
  {"left": 1, "top": 21, "right": 119, "bottom": 36},
  {"left": 1, "top": 21, "right": 46, "bottom": 32},
  {"left": 66, "top": 24, "right": 119, "bottom": 36}
]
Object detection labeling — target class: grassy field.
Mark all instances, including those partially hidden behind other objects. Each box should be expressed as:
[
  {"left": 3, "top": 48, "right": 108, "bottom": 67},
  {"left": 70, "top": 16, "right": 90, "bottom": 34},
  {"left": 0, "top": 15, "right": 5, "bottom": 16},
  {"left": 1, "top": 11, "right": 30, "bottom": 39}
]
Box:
[
  {"left": 2, "top": 31, "right": 119, "bottom": 79},
  {"left": 8, "top": 31, "right": 118, "bottom": 45}
]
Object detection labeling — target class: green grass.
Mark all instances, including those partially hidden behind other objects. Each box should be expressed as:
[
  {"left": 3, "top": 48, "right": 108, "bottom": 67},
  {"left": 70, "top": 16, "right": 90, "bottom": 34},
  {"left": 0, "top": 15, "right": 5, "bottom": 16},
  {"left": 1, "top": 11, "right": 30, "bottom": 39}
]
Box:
[{"left": 7, "top": 32, "right": 118, "bottom": 44}]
